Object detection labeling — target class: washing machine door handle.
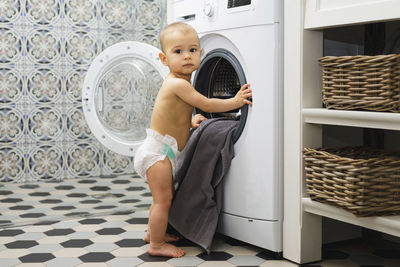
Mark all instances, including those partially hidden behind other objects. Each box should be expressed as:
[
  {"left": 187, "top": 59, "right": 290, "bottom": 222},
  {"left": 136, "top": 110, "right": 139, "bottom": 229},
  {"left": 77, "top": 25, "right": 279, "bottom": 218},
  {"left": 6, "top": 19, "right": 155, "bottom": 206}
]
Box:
[{"left": 82, "top": 41, "right": 169, "bottom": 157}]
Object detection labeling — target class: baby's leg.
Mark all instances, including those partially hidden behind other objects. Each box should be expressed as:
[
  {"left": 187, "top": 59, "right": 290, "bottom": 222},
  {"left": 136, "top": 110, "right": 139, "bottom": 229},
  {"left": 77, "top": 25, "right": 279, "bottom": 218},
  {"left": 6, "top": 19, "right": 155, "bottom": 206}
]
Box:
[
  {"left": 144, "top": 204, "right": 179, "bottom": 243},
  {"left": 146, "top": 157, "right": 185, "bottom": 258}
]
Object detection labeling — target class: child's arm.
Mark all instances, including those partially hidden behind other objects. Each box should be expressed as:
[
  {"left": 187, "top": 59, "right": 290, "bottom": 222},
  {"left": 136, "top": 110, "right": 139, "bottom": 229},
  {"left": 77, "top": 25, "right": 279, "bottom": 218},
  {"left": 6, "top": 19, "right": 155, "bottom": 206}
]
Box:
[{"left": 172, "top": 79, "right": 252, "bottom": 113}]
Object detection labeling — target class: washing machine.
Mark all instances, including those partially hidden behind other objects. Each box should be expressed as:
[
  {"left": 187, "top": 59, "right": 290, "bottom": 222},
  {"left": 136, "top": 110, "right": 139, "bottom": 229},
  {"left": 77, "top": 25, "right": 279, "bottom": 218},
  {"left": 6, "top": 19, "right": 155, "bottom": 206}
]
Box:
[
  {"left": 82, "top": 0, "right": 282, "bottom": 252},
  {"left": 173, "top": 0, "right": 283, "bottom": 252}
]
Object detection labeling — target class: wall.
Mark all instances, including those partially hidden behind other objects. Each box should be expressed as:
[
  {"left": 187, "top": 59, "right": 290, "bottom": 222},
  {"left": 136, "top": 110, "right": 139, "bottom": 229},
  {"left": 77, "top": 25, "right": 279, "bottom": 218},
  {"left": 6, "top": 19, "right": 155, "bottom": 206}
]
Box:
[{"left": 0, "top": 0, "right": 166, "bottom": 183}]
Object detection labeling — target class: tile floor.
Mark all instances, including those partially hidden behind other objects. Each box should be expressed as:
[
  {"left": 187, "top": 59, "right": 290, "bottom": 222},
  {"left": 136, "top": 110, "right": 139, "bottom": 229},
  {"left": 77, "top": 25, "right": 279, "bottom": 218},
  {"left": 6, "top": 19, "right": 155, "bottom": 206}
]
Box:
[
  {"left": 0, "top": 174, "right": 399, "bottom": 266},
  {"left": 0, "top": 174, "right": 151, "bottom": 228}
]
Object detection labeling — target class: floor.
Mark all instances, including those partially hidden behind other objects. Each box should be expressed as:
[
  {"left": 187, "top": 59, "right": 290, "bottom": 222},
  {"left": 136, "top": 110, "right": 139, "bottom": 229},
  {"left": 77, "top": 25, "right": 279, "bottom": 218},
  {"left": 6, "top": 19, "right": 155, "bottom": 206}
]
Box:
[{"left": 1, "top": 174, "right": 399, "bottom": 267}]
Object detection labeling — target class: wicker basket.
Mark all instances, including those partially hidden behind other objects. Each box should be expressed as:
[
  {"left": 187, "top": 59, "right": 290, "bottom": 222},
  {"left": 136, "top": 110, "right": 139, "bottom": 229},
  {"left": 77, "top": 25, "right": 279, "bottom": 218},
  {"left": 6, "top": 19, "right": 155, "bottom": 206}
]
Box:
[
  {"left": 303, "top": 147, "right": 400, "bottom": 217},
  {"left": 318, "top": 54, "right": 400, "bottom": 112}
]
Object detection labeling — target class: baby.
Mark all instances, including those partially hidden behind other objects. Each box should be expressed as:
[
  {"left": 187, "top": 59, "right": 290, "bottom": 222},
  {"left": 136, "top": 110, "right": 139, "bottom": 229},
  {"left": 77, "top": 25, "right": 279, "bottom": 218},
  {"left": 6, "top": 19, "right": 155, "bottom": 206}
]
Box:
[{"left": 134, "top": 22, "right": 252, "bottom": 258}]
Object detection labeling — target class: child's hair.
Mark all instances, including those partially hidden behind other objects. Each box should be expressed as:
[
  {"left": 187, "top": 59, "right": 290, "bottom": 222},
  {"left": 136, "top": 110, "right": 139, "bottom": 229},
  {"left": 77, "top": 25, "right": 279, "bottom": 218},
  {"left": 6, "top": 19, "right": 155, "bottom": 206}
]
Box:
[{"left": 160, "top": 22, "right": 199, "bottom": 52}]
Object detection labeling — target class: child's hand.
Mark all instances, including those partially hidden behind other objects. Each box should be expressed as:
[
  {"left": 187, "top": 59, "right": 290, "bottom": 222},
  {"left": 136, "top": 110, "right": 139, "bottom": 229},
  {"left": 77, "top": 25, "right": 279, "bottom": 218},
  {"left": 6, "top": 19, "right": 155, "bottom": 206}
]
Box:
[
  {"left": 191, "top": 114, "right": 207, "bottom": 129},
  {"left": 234, "top": 84, "right": 252, "bottom": 106}
]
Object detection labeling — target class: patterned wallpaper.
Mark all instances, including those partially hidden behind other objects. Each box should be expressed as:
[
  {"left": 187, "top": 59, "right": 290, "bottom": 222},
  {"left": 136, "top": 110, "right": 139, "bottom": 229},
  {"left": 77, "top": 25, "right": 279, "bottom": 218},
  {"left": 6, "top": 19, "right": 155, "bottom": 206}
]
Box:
[{"left": 0, "top": 0, "right": 166, "bottom": 183}]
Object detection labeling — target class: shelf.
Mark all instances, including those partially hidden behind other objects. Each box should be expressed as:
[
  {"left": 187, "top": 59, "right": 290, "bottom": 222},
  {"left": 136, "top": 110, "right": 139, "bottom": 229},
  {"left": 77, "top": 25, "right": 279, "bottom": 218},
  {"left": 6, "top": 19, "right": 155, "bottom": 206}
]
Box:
[
  {"left": 304, "top": 0, "right": 400, "bottom": 30},
  {"left": 303, "top": 108, "right": 400, "bottom": 131},
  {"left": 302, "top": 197, "right": 400, "bottom": 237}
]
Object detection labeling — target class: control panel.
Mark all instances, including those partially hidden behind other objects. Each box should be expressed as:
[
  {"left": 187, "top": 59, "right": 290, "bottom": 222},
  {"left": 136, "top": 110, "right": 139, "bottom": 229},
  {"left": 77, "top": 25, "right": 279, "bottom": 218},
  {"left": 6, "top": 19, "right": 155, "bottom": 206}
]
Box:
[{"left": 173, "top": 0, "right": 279, "bottom": 34}]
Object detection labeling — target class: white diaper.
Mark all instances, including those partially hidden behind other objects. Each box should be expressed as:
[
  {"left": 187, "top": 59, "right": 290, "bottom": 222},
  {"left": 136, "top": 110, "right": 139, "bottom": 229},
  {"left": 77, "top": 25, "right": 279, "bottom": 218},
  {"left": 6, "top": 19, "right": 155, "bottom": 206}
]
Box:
[{"left": 134, "top": 128, "right": 180, "bottom": 181}]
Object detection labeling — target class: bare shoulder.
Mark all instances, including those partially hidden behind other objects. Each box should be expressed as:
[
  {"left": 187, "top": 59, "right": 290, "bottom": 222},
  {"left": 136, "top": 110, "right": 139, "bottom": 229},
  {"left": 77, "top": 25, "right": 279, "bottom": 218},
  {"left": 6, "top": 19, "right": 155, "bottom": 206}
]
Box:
[{"left": 163, "top": 76, "right": 192, "bottom": 92}]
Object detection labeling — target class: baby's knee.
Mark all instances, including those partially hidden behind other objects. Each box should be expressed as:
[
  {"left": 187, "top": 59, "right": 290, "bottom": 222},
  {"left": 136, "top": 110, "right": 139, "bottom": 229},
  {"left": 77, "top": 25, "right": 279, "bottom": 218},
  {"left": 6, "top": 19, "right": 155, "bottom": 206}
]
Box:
[
  {"left": 163, "top": 200, "right": 172, "bottom": 210},
  {"left": 154, "top": 195, "right": 172, "bottom": 209}
]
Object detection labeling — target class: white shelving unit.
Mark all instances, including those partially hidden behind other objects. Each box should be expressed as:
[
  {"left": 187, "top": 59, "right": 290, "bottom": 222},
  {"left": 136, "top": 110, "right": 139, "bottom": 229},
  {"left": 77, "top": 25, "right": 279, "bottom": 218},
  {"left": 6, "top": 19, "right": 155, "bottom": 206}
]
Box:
[
  {"left": 283, "top": 0, "right": 400, "bottom": 264},
  {"left": 304, "top": 0, "right": 400, "bottom": 30},
  {"left": 302, "top": 198, "right": 400, "bottom": 238},
  {"left": 303, "top": 108, "right": 400, "bottom": 131}
]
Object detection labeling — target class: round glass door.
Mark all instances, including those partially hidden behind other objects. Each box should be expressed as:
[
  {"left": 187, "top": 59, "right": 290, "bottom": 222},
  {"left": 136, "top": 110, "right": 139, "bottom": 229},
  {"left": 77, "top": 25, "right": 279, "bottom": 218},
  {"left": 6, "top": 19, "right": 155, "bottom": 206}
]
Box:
[{"left": 82, "top": 41, "right": 168, "bottom": 156}]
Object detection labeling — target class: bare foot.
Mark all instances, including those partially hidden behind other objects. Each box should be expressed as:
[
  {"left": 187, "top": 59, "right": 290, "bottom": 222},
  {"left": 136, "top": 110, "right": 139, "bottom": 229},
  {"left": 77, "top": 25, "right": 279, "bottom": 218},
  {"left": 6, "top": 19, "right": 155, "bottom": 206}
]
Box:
[
  {"left": 144, "top": 232, "right": 179, "bottom": 243},
  {"left": 148, "top": 242, "right": 185, "bottom": 258}
]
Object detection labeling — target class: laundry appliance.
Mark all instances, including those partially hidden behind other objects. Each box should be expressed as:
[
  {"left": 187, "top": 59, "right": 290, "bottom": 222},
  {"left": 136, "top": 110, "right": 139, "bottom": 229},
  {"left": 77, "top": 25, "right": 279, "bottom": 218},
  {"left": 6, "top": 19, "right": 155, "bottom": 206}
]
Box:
[
  {"left": 82, "top": 0, "right": 282, "bottom": 252},
  {"left": 173, "top": 0, "right": 283, "bottom": 252}
]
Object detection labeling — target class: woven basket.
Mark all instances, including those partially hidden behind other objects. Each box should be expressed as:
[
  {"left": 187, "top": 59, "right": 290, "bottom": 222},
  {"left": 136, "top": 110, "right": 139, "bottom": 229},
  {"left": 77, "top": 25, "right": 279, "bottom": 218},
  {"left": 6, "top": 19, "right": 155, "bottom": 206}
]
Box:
[
  {"left": 303, "top": 147, "right": 400, "bottom": 217},
  {"left": 318, "top": 54, "right": 400, "bottom": 112}
]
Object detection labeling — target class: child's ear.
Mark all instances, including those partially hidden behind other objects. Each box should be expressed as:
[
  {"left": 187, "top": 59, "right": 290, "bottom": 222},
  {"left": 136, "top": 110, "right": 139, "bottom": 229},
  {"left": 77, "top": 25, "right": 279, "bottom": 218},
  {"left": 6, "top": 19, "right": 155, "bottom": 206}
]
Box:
[{"left": 159, "top": 52, "right": 168, "bottom": 66}]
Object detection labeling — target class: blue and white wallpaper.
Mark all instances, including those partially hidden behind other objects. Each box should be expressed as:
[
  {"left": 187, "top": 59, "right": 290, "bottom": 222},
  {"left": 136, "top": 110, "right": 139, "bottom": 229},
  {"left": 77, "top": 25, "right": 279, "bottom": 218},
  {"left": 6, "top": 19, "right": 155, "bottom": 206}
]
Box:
[{"left": 0, "top": 0, "right": 166, "bottom": 183}]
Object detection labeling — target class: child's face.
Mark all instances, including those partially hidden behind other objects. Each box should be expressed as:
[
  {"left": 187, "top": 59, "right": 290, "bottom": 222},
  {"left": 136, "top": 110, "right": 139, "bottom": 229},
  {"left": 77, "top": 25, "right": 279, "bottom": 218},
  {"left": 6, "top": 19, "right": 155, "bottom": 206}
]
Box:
[{"left": 160, "top": 29, "right": 201, "bottom": 77}]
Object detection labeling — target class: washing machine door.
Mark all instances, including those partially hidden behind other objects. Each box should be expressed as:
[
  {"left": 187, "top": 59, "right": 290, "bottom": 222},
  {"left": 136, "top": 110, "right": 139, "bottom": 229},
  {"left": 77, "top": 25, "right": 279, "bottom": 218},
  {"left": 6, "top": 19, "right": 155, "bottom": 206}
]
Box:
[
  {"left": 193, "top": 48, "right": 248, "bottom": 144},
  {"left": 82, "top": 41, "right": 168, "bottom": 156}
]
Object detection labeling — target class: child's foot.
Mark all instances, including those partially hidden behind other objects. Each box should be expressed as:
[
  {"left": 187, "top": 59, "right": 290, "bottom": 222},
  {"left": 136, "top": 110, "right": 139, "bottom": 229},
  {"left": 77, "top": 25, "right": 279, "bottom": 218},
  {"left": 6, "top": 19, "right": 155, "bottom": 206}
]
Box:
[
  {"left": 144, "top": 232, "right": 179, "bottom": 243},
  {"left": 148, "top": 242, "right": 185, "bottom": 258}
]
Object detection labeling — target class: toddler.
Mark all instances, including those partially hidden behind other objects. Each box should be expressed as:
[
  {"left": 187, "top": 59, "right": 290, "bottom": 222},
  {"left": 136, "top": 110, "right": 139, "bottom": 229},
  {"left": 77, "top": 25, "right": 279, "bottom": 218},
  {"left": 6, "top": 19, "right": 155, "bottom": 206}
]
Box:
[{"left": 134, "top": 22, "right": 252, "bottom": 258}]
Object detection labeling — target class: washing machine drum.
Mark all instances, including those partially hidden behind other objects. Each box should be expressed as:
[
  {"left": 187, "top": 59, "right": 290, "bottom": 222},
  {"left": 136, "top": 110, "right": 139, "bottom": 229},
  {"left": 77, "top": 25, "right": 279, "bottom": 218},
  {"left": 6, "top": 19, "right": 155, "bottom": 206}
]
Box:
[{"left": 193, "top": 49, "right": 248, "bottom": 143}]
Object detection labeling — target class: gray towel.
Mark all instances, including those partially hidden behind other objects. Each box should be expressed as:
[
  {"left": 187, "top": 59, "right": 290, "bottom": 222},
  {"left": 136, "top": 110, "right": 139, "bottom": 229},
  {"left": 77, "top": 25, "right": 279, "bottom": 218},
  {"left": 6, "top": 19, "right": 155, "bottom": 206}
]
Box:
[{"left": 169, "top": 118, "right": 238, "bottom": 253}]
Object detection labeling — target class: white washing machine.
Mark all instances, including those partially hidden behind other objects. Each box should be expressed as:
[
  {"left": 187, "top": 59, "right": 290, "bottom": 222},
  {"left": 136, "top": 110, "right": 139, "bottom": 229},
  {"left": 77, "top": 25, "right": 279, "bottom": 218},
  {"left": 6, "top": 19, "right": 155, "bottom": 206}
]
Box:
[
  {"left": 173, "top": 0, "right": 283, "bottom": 252},
  {"left": 82, "top": 0, "right": 282, "bottom": 253}
]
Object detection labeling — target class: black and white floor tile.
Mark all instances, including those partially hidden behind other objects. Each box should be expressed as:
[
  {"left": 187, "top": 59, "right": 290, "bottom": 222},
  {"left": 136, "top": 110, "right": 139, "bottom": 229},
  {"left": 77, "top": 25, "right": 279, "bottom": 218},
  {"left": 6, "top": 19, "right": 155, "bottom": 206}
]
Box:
[
  {"left": 0, "top": 174, "right": 151, "bottom": 228},
  {"left": 0, "top": 174, "right": 399, "bottom": 266}
]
